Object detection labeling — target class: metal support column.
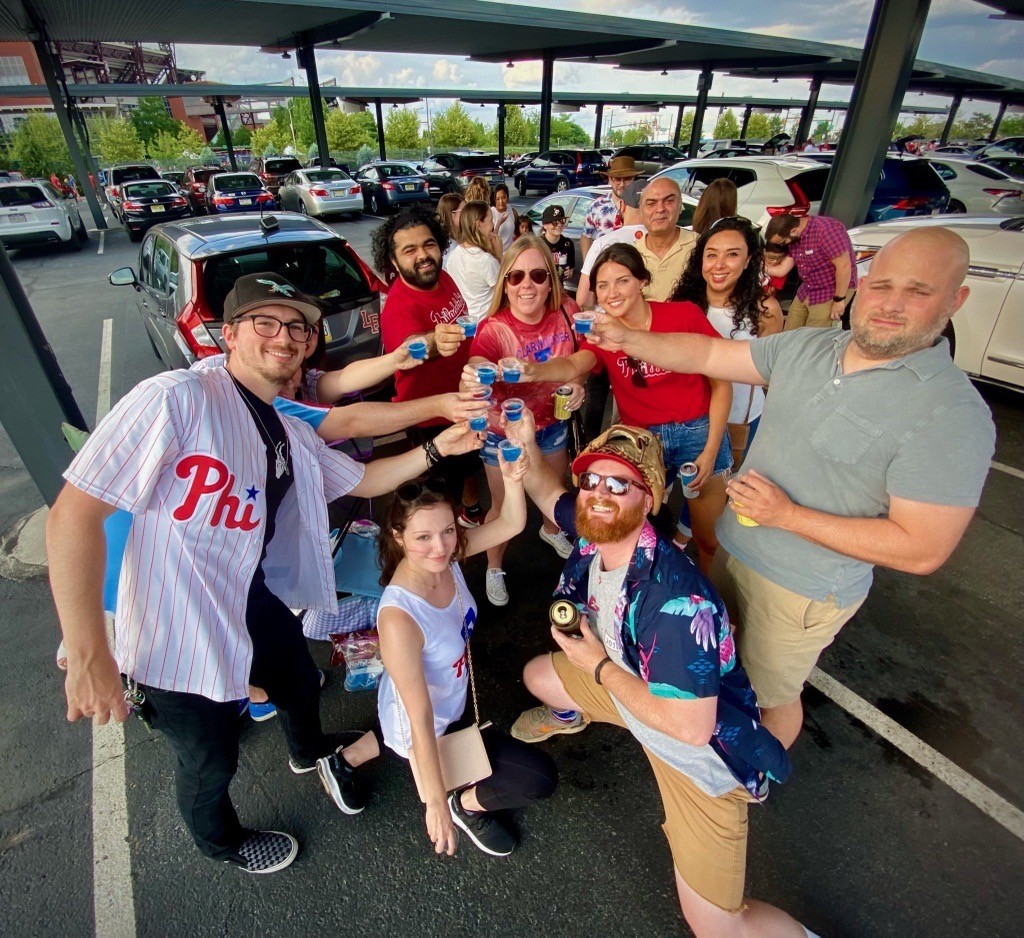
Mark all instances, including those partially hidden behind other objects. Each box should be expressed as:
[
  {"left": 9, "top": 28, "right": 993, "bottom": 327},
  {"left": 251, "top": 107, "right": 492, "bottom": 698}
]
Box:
[
  {"left": 297, "top": 45, "right": 331, "bottom": 168},
  {"left": 740, "top": 105, "right": 752, "bottom": 139},
  {"left": 538, "top": 54, "right": 554, "bottom": 153},
  {"left": 212, "top": 97, "right": 237, "bottom": 171},
  {"left": 31, "top": 39, "right": 107, "bottom": 230},
  {"left": 687, "top": 67, "right": 713, "bottom": 158},
  {"left": 673, "top": 105, "right": 685, "bottom": 149},
  {"left": 496, "top": 103, "right": 507, "bottom": 171},
  {"left": 820, "top": 0, "right": 931, "bottom": 228},
  {"left": 939, "top": 94, "right": 962, "bottom": 146},
  {"left": 374, "top": 100, "right": 386, "bottom": 160},
  {"left": 0, "top": 244, "right": 88, "bottom": 505},
  {"left": 593, "top": 102, "right": 604, "bottom": 148},
  {"left": 795, "top": 76, "right": 822, "bottom": 146},
  {"left": 989, "top": 101, "right": 1007, "bottom": 142}
]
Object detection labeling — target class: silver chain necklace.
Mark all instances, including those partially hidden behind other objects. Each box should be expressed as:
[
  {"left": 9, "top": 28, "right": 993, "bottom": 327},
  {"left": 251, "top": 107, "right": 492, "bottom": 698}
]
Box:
[{"left": 231, "top": 377, "right": 289, "bottom": 479}]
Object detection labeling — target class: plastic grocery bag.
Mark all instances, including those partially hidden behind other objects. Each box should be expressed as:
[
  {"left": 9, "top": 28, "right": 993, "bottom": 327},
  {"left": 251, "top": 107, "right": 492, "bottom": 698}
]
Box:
[{"left": 330, "top": 628, "right": 383, "bottom": 692}]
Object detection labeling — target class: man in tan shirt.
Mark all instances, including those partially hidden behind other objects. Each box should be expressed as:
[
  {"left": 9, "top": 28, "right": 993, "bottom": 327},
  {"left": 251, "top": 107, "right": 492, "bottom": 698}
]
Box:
[{"left": 635, "top": 177, "right": 698, "bottom": 301}]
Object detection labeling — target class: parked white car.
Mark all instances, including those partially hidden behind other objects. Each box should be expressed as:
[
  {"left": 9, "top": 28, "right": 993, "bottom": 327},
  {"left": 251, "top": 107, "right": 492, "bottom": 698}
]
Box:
[
  {"left": 849, "top": 214, "right": 1024, "bottom": 392},
  {"left": 277, "top": 168, "right": 363, "bottom": 219},
  {"left": 928, "top": 158, "right": 1024, "bottom": 215},
  {"left": 0, "top": 179, "right": 88, "bottom": 250},
  {"left": 652, "top": 156, "right": 829, "bottom": 228}
]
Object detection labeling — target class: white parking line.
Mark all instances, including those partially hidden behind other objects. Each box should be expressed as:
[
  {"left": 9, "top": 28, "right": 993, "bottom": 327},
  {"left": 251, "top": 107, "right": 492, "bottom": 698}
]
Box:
[
  {"left": 809, "top": 667, "right": 1024, "bottom": 842},
  {"left": 991, "top": 460, "right": 1024, "bottom": 481},
  {"left": 97, "top": 230, "right": 105, "bottom": 256},
  {"left": 91, "top": 318, "right": 137, "bottom": 938}
]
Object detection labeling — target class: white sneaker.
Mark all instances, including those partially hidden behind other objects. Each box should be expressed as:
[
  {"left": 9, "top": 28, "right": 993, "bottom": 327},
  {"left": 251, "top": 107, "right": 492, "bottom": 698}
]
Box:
[
  {"left": 539, "top": 527, "right": 573, "bottom": 559},
  {"left": 485, "top": 568, "right": 508, "bottom": 606}
]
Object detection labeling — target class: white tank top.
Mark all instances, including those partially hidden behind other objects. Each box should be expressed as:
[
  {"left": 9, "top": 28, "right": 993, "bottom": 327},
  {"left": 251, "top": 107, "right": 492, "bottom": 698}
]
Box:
[
  {"left": 376, "top": 563, "right": 478, "bottom": 757},
  {"left": 705, "top": 305, "right": 765, "bottom": 425}
]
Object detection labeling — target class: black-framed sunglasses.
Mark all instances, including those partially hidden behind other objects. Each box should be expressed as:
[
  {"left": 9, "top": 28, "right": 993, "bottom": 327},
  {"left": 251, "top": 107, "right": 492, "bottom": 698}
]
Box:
[
  {"left": 235, "top": 314, "right": 314, "bottom": 343},
  {"left": 578, "top": 471, "right": 646, "bottom": 497},
  {"left": 709, "top": 215, "right": 762, "bottom": 232},
  {"left": 506, "top": 268, "right": 551, "bottom": 287},
  {"left": 625, "top": 355, "right": 648, "bottom": 388},
  {"left": 396, "top": 478, "right": 448, "bottom": 502}
]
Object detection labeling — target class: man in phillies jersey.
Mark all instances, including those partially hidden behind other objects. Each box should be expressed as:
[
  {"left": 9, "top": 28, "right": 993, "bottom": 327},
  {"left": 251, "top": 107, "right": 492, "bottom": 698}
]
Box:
[{"left": 47, "top": 272, "right": 483, "bottom": 874}]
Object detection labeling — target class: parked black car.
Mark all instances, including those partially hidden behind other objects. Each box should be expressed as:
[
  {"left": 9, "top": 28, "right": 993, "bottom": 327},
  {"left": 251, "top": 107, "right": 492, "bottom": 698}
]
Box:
[
  {"left": 120, "top": 179, "right": 192, "bottom": 241},
  {"left": 418, "top": 153, "right": 504, "bottom": 195},
  {"left": 610, "top": 144, "right": 687, "bottom": 176},
  {"left": 249, "top": 155, "right": 304, "bottom": 198},
  {"left": 104, "top": 163, "right": 161, "bottom": 220},
  {"left": 513, "top": 149, "right": 605, "bottom": 195},
  {"left": 354, "top": 163, "right": 431, "bottom": 214}
]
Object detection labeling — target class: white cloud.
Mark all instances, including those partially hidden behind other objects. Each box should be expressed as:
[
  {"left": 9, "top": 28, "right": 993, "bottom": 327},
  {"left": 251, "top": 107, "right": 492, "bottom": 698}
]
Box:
[
  {"left": 432, "top": 59, "right": 462, "bottom": 83},
  {"left": 978, "top": 58, "right": 1024, "bottom": 80},
  {"left": 503, "top": 60, "right": 543, "bottom": 87}
]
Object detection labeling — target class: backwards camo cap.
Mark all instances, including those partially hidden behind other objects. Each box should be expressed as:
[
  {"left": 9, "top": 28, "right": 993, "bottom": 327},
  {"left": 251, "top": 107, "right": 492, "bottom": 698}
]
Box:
[{"left": 223, "top": 272, "right": 322, "bottom": 325}]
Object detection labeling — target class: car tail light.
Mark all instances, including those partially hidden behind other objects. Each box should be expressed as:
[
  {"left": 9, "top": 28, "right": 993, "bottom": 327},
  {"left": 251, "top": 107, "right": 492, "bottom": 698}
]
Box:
[
  {"left": 121, "top": 200, "right": 142, "bottom": 211},
  {"left": 309, "top": 187, "right": 329, "bottom": 196},
  {"left": 422, "top": 182, "right": 429, "bottom": 191},
  {"left": 983, "top": 187, "right": 1022, "bottom": 198},
  {"left": 891, "top": 196, "right": 931, "bottom": 210},
  {"left": 256, "top": 193, "right": 275, "bottom": 203},
  {"left": 190, "top": 182, "right": 206, "bottom": 192},
  {"left": 853, "top": 246, "right": 878, "bottom": 264},
  {"left": 458, "top": 170, "right": 477, "bottom": 179},
  {"left": 175, "top": 272, "right": 220, "bottom": 359},
  {"left": 576, "top": 159, "right": 583, "bottom": 173},
  {"left": 109, "top": 185, "right": 120, "bottom": 199},
  {"left": 382, "top": 182, "right": 396, "bottom": 191},
  {"left": 171, "top": 197, "right": 187, "bottom": 206},
  {"left": 31, "top": 199, "right": 54, "bottom": 209},
  {"left": 350, "top": 185, "right": 361, "bottom": 195},
  {"left": 766, "top": 179, "right": 811, "bottom": 217},
  {"left": 212, "top": 195, "right": 233, "bottom": 206}
]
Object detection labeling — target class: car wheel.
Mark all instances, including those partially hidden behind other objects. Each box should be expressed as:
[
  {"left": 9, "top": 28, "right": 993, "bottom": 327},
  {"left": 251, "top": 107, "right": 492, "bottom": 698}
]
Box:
[
  {"left": 76, "top": 216, "right": 89, "bottom": 242},
  {"left": 298, "top": 200, "right": 309, "bottom": 215},
  {"left": 370, "top": 193, "right": 382, "bottom": 215},
  {"left": 516, "top": 178, "right": 527, "bottom": 196},
  {"left": 554, "top": 176, "right": 570, "bottom": 192},
  {"left": 947, "top": 199, "right": 967, "bottom": 214}
]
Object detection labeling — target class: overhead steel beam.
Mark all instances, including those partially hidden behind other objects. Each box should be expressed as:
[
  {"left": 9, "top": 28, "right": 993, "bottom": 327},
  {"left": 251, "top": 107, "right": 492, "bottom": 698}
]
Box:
[
  {"left": 296, "top": 45, "right": 330, "bottom": 167},
  {"left": 795, "top": 76, "right": 822, "bottom": 146},
  {"left": 496, "top": 102, "right": 506, "bottom": 169},
  {"left": 687, "top": 66, "right": 712, "bottom": 158},
  {"left": 262, "top": 12, "right": 387, "bottom": 52},
  {"left": 939, "top": 93, "right": 961, "bottom": 145},
  {"left": 820, "top": 0, "right": 931, "bottom": 227},
  {"left": 538, "top": 54, "right": 554, "bottom": 153},
  {"left": 212, "top": 96, "right": 237, "bottom": 171},
  {"left": 374, "top": 99, "right": 386, "bottom": 160},
  {"left": 989, "top": 100, "right": 1008, "bottom": 141}
]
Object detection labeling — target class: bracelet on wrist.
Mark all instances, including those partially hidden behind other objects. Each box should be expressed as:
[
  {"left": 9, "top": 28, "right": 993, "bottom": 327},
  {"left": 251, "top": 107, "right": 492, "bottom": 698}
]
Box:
[
  {"left": 422, "top": 439, "right": 442, "bottom": 466},
  {"left": 594, "top": 656, "right": 613, "bottom": 686}
]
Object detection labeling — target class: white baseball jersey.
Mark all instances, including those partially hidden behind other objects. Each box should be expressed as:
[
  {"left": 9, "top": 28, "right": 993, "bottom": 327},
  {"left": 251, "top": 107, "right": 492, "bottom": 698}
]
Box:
[{"left": 64, "top": 365, "right": 364, "bottom": 702}]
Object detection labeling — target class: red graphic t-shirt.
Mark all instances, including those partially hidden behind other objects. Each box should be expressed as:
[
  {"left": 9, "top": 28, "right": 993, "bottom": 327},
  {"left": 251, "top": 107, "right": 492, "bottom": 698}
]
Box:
[
  {"left": 470, "top": 306, "right": 575, "bottom": 430},
  {"left": 381, "top": 271, "right": 469, "bottom": 427},
  {"left": 582, "top": 301, "right": 719, "bottom": 427}
]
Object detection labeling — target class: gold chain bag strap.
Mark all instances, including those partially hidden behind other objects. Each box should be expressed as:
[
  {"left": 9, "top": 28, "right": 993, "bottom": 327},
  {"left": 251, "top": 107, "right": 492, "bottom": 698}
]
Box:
[{"left": 397, "top": 566, "right": 492, "bottom": 802}]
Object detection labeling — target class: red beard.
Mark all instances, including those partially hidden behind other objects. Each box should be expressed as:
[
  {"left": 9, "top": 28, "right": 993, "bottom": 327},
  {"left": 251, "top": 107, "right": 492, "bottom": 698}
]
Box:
[{"left": 575, "top": 494, "right": 646, "bottom": 544}]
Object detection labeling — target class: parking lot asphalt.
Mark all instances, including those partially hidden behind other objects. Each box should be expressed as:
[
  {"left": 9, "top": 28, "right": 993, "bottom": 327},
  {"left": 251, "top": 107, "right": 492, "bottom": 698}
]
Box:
[{"left": 0, "top": 200, "right": 1022, "bottom": 937}]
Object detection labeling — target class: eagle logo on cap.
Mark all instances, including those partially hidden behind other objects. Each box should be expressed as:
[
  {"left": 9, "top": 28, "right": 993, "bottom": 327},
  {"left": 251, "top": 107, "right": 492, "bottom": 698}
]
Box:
[{"left": 256, "top": 278, "right": 295, "bottom": 297}]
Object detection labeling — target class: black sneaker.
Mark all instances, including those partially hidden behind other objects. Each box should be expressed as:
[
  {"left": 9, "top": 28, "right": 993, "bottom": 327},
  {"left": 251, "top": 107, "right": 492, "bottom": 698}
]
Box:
[
  {"left": 235, "top": 830, "right": 299, "bottom": 874},
  {"left": 289, "top": 730, "right": 364, "bottom": 775},
  {"left": 317, "top": 750, "right": 367, "bottom": 814},
  {"left": 448, "top": 791, "right": 515, "bottom": 857}
]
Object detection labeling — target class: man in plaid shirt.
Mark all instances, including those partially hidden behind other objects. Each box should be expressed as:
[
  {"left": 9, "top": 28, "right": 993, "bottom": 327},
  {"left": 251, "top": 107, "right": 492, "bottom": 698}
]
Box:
[{"left": 765, "top": 213, "right": 856, "bottom": 330}]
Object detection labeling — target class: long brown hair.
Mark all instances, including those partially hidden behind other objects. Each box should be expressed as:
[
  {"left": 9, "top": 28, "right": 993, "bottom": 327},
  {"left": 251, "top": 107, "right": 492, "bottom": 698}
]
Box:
[
  {"left": 457, "top": 200, "right": 501, "bottom": 258},
  {"left": 692, "top": 178, "right": 738, "bottom": 235},
  {"left": 486, "top": 234, "right": 564, "bottom": 318},
  {"left": 437, "top": 192, "right": 463, "bottom": 240},
  {"left": 377, "top": 480, "right": 468, "bottom": 585}
]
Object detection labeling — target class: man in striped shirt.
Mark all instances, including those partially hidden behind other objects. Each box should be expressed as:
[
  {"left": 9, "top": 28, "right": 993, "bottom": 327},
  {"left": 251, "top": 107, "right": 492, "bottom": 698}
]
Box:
[{"left": 47, "top": 272, "right": 482, "bottom": 874}]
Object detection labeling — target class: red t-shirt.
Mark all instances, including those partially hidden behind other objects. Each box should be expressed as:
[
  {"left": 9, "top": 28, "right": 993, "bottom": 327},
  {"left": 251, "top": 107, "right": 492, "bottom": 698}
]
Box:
[
  {"left": 470, "top": 306, "right": 575, "bottom": 430},
  {"left": 381, "top": 272, "right": 470, "bottom": 427},
  {"left": 582, "top": 301, "right": 718, "bottom": 427}
]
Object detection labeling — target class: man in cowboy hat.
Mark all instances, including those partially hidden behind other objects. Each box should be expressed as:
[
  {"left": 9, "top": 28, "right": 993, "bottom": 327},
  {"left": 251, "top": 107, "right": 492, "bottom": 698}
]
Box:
[{"left": 580, "top": 154, "right": 640, "bottom": 260}]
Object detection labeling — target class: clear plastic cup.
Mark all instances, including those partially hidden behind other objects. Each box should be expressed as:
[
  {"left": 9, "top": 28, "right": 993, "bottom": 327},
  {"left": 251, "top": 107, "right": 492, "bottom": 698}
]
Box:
[
  {"left": 499, "top": 357, "right": 524, "bottom": 383},
  {"left": 475, "top": 363, "right": 496, "bottom": 385},
  {"left": 456, "top": 316, "right": 477, "bottom": 338},
  {"left": 572, "top": 312, "right": 596, "bottom": 334},
  {"left": 501, "top": 398, "right": 525, "bottom": 422},
  {"left": 498, "top": 439, "right": 522, "bottom": 462},
  {"left": 407, "top": 337, "right": 428, "bottom": 360},
  {"left": 469, "top": 413, "right": 488, "bottom": 432}
]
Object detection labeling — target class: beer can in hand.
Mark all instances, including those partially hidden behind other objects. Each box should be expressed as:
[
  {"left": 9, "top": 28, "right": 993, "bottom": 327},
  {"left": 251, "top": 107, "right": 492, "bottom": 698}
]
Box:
[
  {"left": 680, "top": 462, "right": 699, "bottom": 499},
  {"left": 553, "top": 386, "right": 573, "bottom": 421},
  {"left": 549, "top": 599, "right": 583, "bottom": 637}
]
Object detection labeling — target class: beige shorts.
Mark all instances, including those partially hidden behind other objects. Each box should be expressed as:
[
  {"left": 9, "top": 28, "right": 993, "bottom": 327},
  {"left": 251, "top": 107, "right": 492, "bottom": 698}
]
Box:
[
  {"left": 784, "top": 288, "right": 852, "bottom": 330},
  {"left": 552, "top": 651, "right": 751, "bottom": 914},
  {"left": 710, "top": 548, "right": 864, "bottom": 708}
]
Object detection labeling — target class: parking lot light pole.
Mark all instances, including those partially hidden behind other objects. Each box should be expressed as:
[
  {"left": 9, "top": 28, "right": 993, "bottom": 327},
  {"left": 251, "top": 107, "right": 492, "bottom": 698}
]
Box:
[
  {"left": 820, "top": 0, "right": 931, "bottom": 227},
  {"left": 538, "top": 55, "right": 554, "bottom": 153},
  {"left": 593, "top": 102, "right": 604, "bottom": 149},
  {"left": 297, "top": 45, "right": 331, "bottom": 168},
  {"left": 0, "top": 245, "right": 87, "bottom": 506},
  {"left": 687, "top": 66, "right": 713, "bottom": 158},
  {"left": 939, "top": 94, "right": 962, "bottom": 146}
]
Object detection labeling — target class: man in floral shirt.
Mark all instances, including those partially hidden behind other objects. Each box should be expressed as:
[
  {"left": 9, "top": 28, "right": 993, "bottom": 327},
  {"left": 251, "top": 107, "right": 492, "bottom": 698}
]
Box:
[
  {"left": 579, "top": 155, "right": 639, "bottom": 260},
  {"left": 508, "top": 418, "right": 805, "bottom": 934}
]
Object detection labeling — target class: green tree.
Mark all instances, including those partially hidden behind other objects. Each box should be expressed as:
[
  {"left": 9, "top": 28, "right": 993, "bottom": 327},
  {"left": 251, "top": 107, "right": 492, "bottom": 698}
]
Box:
[
  {"left": 325, "top": 109, "right": 377, "bottom": 151},
  {"left": 713, "top": 108, "right": 740, "bottom": 139},
  {"left": 503, "top": 105, "right": 539, "bottom": 148},
  {"left": 231, "top": 124, "right": 252, "bottom": 146},
  {"left": 431, "top": 102, "right": 481, "bottom": 148},
  {"left": 743, "top": 112, "right": 775, "bottom": 140},
  {"left": 251, "top": 121, "right": 288, "bottom": 156},
  {"left": 950, "top": 111, "right": 993, "bottom": 141},
  {"left": 813, "top": 119, "right": 832, "bottom": 141},
  {"left": 262, "top": 140, "right": 279, "bottom": 157},
  {"left": 385, "top": 107, "right": 420, "bottom": 149},
  {"left": 130, "top": 97, "right": 179, "bottom": 152},
  {"left": 998, "top": 115, "right": 1022, "bottom": 137},
  {"left": 95, "top": 118, "right": 145, "bottom": 164},
  {"left": 607, "top": 121, "right": 655, "bottom": 146},
  {"left": 677, "top": 112, "right": 694, "bottom": 147},
  {"left": 9, "top": 114, "right": 71, "bottom": 177},
  {"left": 550, "top": 115, "right": 589, "bottom": 146},
  {"left": 904, "top": 114, "right": 943, "bottom": 139}
]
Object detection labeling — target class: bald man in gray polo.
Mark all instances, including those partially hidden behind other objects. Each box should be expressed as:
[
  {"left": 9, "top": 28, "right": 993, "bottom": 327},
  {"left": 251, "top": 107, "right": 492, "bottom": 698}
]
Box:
[{"left": 585, "top": 227, "right": 995, "bottom": 749}]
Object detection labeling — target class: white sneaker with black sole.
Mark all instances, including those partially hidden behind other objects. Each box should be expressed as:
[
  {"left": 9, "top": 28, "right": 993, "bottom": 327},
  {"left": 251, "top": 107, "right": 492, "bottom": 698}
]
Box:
[
  {"left": 448, "top": 792, "right": 515, "bottom": 857},
  {"left": 538, "top": 527, "right": 573, "bottom": 559},
  {"left": 485, "top": 568, "right": 508, "bottom": 606},
  {"left": 235, "top": 830, "right": 299, "bottom": 874}
]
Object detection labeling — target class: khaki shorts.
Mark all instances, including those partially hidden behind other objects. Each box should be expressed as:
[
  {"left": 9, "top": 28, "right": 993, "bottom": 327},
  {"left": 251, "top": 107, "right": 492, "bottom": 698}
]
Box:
[
  {"left": 710, "top": 548, "right": 864, "bottom": 708},
  {"left": 551, "top": 652, "right": 751, "bottom": 914},
  {"left": 784, "top": 288, "right": 852, "bottom": 331}
]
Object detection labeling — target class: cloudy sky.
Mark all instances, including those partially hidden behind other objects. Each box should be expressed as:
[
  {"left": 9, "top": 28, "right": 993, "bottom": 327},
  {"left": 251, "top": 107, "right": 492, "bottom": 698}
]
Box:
[{"left": 175, "top": 0, "right": 1022, "bottom": 136}]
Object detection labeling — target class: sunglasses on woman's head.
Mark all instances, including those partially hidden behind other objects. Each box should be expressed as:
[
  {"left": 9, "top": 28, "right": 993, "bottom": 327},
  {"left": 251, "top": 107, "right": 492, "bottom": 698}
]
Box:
[
  {"left": 505, "top": 268, "right": 551, "bottom": 287},
  {"left": 578, "top": 471, "right": 645, "bottom": 497},
  {"left": 396, "top": 478, "right": 448, "bottom": 502}
]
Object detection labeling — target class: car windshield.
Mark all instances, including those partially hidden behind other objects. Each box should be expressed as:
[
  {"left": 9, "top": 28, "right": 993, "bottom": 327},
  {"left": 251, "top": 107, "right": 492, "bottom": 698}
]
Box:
[
  {"left": 458, "top": 156, "right": 499, "bottom": 170},
  {"left": 0, "top": 185, "right": 47, "bottom": 207},
  {"left": 191, "top": 168, "right": 221, "bottom": 183},
  {"left": 305, "top": 170, "right": 351, "bottom": 183},
  {"left": 264, "top": 159, "right": 302, "bottom": 174},
  {"left": 213, "top": 174, "right": 262, "bottom": 192},
  {"left": 202, "top": 242, "right": 373, "bottom": 319},
  {"left": 116, "top": 167, "right": 159, "bottom": 183},
  {"left": 124, "top": 182, "right": 176, "bottom": 198},
  {"left": 377, "top": 164, "right": 418, "bottom": 178}
]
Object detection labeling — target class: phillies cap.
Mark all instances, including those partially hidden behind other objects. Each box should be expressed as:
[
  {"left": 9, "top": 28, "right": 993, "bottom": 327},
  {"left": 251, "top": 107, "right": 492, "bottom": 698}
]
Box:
[
  {"left": 541, "top": 204, "right": 567, "bottom": 225},
  {"left": 223, "top": 272, "right": 322, "bottom": 325}
]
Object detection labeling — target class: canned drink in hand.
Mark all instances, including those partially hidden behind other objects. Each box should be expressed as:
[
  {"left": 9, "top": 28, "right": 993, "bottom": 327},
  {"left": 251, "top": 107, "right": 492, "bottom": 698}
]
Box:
[
  {"left": 550, "top": 599, "right": 582, "bottom": 637},
  {"left": 553, "top": 385, "right": 573, "bottom": 420},
  {"left": 680, "top": 462, "right": 699, "bottom": 499}
]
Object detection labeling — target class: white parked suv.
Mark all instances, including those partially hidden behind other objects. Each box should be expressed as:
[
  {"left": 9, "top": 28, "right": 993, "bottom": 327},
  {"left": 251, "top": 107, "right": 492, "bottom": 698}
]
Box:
[
  {"left": 652, "top": 156, "right": 831, "bottom": 228},
  {"left": 927, "top": 158, "right": 1024, "bottom": 215},
  {"left": 0, "top": 179, "right": 88, "bottom": 250}
]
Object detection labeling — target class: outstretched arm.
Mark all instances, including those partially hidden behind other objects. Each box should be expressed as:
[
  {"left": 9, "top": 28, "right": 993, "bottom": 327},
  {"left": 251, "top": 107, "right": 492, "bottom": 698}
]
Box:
[
  {"left": 464, "top": 449, "right": 530, "bottom": 556},
  {"left": 503, "top": 408, "right": 568, "bottom": 521},
  {"left": 314, "top": 341, "right": 419, "bottom": 403},
  {"left": 316, "top": 393, "right": 486, "bottom": 442}
]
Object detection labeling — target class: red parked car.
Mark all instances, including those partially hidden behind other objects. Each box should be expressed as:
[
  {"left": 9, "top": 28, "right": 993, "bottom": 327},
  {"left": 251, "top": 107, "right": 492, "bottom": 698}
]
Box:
[{"left": 180, "top": 165, "right": 225, "bottom": 214}]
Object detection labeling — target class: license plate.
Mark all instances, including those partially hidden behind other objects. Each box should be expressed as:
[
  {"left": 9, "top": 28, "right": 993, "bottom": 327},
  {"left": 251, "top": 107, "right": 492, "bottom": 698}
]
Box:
[
  {"left": 403, "top": 184, "right": 415, "bottom": 191},
  {"left": 239, "top": 198, "right": 252, "bottom": 205},
  {"left": 150, "top": 205, "right": 165, "bottom": 213},
  {"left": 332, "top": 189, "right": 346, "bottom": 196},
  {"left": 9, "top": 213, "right": 26, "bottom": 223}
]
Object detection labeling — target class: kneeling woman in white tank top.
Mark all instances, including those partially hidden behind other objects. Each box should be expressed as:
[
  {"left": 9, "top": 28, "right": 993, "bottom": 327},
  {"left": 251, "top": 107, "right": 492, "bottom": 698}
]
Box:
[{"left": 375, "top": 457, "right": 557, "bottom": 857}]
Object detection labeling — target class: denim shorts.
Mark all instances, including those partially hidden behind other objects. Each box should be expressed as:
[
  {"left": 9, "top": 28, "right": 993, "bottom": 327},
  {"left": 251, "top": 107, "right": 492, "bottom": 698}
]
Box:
[
  {"left": 649, "top": 415, "right": 733, "bottom": 485},
  {"left": 482, "top": 420, "right": 567, "bottom": 467}
]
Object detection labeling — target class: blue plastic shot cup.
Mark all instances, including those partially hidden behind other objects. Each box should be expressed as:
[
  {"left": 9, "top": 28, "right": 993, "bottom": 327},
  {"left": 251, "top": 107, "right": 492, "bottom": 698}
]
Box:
[
  {"left": 498, "top": 439, "right": 522, "bottom": 463},
  {"left": 407, "top": 338, "right": 428, "bottom": 360},
  {"left": 475, "top": 363, "right": 496, "bottom": 385},
  {"left": 501, "top": 398, "right": 524, "bottom": 422}
]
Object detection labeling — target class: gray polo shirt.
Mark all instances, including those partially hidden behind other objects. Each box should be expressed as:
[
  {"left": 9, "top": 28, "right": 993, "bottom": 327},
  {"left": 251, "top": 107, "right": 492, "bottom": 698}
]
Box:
[{"left": 716, "top": 329, "right": 995, "bottom": 607}]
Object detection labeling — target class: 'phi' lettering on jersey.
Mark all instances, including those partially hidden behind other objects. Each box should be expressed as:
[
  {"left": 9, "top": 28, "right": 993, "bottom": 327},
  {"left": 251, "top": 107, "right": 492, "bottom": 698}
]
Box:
[{"left": 173, "top": 454, "right": 261, "bottom": 531}]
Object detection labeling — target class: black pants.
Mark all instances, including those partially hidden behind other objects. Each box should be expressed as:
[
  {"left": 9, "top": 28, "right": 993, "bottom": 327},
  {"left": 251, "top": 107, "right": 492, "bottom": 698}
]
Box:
[{"left": 140, "top": 589, "right": 330, "bottom": 861}]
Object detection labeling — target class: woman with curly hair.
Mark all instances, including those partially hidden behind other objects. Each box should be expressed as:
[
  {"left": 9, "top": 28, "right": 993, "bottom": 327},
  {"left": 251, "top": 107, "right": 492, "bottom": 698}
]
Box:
[{"left": 670, "top": 216, "right": 782, "bottom": 468}]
